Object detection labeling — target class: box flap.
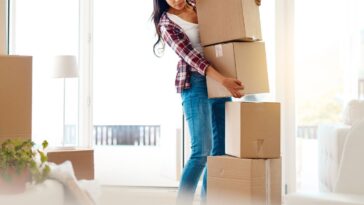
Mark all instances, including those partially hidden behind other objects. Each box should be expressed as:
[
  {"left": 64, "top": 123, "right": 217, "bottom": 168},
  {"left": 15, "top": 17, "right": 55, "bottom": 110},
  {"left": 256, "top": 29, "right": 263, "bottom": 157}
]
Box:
[
  {"left": 234, "top": 42, "right": 269, "bottom": 95},
  {"left": 242, "top": 0, "right": 262, "bottom": 40},
  {"left": 269, "top": 158, "right": 282, "bottom": 205},
  {"left": 208, "top": 156, "right": 255, "bottom": 180},
  {"left": 225, "top": 102, "right": 242, "bottom": 157},
  {"left": 204, "top": 43, "right": 238, "bottom": 98},
  {"left": 241, "top": 102, "right": 280, "bottom": 158}
]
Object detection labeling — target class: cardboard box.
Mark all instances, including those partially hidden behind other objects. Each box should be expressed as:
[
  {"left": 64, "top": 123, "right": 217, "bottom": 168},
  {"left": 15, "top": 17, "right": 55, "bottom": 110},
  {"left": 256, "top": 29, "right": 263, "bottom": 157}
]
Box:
[
  {"left": 0, "top": 56, "right": 32, "bottom": 144},
  {"left": 207, "top": 156, "right": 281, "bottom": 205},
  {"left": 47, "top": 148, "right": 94, "bottom": 180},
  {"left": 204, "top": 41, "right": 269, "bottom": 98},
  {"left": 225, "top": 102, "right": 280, "bottom": 158},
  {"left": 196, "top": 0, "right": 262, "bottom": 46}
]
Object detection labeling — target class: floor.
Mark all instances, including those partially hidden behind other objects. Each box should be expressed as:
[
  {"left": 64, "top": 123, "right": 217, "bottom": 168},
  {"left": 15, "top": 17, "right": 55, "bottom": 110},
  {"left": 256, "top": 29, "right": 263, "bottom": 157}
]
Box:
[
  {"left": 98, "top": 185, "right": 202, "bottom": 205},
  {"left": 94, "top": 145, "right": 180, "bottom": 187}
]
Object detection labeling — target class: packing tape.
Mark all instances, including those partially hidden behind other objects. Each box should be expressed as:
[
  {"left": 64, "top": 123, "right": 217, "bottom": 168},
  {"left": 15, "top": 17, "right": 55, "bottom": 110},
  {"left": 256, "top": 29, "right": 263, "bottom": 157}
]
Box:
[
  {"left": 215, "top": 44, "right": 223, "bottom": 58},
  {"left": 255, "top": 139, "right": 265, "bottom": 157},
  {"left": 265, "top": 160, "right": 271, "bottom": 205}
]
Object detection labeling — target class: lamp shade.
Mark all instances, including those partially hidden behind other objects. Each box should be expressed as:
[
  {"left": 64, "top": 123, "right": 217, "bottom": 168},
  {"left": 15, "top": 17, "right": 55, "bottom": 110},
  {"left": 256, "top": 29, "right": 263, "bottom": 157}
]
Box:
[{"left": 52, "top": 55, "right": 79, "bottom": 78}]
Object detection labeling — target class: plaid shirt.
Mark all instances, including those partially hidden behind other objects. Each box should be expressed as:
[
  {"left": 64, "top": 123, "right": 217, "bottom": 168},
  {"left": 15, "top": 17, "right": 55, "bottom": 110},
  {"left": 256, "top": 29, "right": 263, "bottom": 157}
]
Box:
[{"left": 158, "top": 0, "right": 210, "bottom": 93}]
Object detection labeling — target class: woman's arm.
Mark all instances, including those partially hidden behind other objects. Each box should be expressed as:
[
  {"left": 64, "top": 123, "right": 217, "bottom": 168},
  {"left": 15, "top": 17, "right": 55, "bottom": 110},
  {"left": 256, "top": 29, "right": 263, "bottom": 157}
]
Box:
[
  {"left": 160, "top": 25, "right": 209, "bottom": 75},
  {"left": 160, "top": 24, "right": 244, "bottom": 98}
]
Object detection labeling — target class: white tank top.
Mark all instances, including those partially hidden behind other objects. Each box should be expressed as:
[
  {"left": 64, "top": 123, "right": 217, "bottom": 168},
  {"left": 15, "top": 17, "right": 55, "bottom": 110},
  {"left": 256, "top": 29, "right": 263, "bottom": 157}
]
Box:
[{"left": 166, "top": 13, "right": 204, "bottom": 55}]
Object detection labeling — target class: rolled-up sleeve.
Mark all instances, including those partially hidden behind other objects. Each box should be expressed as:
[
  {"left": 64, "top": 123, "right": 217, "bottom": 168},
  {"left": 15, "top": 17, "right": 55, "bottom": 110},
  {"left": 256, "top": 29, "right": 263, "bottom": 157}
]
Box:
[{"left": 160, "top": 25, "right": 210, "bottom": 76}]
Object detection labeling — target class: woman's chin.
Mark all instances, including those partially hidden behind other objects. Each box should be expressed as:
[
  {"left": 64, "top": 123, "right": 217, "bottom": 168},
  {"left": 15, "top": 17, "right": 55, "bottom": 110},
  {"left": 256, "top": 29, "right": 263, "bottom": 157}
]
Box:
[{"left": 175, "top": 3, "right": 186, "bottom": 10}]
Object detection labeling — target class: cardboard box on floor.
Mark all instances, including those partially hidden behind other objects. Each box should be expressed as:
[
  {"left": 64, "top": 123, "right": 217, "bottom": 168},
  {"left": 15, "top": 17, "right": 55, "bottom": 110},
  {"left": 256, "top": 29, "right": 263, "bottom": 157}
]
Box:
[
  {"left": 196, "top": 0, "right": 262, "bottom": 46},
  {"left": 207, "top": 156, "right": 281, "bottom": 205},
  {"left": 225, "top": 101, "right": 280, "bottom": 159},
  {"left": 47, "top": 148, "right": 94, "bottom": 180},
  {"left": 0, "top": 55, "right": 32, "bottom": 144},
  {"left": 204, "top": 41, "right": 269, "bottom": 98}
]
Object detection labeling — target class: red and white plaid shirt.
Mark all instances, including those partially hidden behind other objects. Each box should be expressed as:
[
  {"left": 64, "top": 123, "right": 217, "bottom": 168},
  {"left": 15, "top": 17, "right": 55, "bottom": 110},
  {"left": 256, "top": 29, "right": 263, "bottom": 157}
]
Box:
[{"left": 158, "top": 0, "right": 210, "bottom": 93}]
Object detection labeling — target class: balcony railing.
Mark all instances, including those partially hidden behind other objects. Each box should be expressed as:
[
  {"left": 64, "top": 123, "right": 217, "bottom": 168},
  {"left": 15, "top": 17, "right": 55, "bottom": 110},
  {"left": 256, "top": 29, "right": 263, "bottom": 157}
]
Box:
[
  {"left": 93, "top": 125, "right": 160, "bottom": 146},
  {"left": 297, "top": 125, "right": 317, "bottom": 139},
  {"left": 65, "top": 124, "right": 317, "bottom": 145},
  {"left": 65, "top": 125, "right": 161, "bottom": 146}
]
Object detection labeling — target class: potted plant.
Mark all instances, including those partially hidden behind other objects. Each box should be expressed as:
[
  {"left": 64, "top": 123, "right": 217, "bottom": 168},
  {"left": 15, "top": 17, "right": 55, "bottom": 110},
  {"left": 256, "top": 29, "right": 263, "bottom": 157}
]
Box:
[{"left": 0, "top": 139, "right": 51, "bottom": 194}]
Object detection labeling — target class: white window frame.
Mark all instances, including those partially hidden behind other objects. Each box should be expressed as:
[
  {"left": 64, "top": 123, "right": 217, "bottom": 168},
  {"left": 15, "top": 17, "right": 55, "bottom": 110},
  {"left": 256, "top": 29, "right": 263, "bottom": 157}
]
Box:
[
  {"left": 0, "top": 0, "right": 7, "bottom": 54},
  {"left": 79, "top": 0, "right": 93, "bottom": 148},
  {"left": 275, "top": 0, "right": 297, "bottom": 194}
]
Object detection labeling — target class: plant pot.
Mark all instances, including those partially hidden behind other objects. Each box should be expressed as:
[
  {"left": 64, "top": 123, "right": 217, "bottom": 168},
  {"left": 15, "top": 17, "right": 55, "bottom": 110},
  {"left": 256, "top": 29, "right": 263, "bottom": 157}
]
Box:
[{"left": 0, "top": 167, "right": 30, "bottom": 195}]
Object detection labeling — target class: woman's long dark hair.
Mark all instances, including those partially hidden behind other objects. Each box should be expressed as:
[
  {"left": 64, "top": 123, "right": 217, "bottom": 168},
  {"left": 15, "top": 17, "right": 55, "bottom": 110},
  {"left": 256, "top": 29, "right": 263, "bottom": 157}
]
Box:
[{"left": 151, "top": 0, "right": 169, "bottom": 57}]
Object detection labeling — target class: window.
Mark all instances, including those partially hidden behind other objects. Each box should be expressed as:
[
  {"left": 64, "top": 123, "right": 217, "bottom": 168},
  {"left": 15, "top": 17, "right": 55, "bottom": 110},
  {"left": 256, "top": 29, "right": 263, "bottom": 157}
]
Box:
[
  {"left": 92, "top": 0, "right": 182, "bottom": 186},
  {"left": 9, "top": 0, "right": 80, "bottom": 147},
  {"left": 294, "top": 0, "right": 364, "bottom": 192},
  {"left": 7, "top": 0, "right": 279, "bottom": 188}
]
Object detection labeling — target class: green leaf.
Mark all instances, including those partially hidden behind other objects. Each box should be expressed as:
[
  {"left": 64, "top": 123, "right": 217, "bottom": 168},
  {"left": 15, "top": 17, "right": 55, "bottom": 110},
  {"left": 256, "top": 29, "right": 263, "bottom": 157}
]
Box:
[
  {"left": 0, "top": 138, "right": 50, "bottom": 184},
  {"left": 42, "top": 140, "right": 48, "bottom": 149}
]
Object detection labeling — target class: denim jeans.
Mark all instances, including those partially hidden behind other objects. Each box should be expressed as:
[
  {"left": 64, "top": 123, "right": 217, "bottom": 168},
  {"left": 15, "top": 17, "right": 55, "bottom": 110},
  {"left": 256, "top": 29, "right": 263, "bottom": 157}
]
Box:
[{"left": 177, "top": 72, "right": 231, "bottom": 205}]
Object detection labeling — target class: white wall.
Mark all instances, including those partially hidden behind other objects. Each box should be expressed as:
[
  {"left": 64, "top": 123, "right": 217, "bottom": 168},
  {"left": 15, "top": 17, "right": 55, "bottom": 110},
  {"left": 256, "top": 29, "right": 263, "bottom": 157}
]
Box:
[{"left": 0, "top": 0, "right": 6, "bottom": 54}]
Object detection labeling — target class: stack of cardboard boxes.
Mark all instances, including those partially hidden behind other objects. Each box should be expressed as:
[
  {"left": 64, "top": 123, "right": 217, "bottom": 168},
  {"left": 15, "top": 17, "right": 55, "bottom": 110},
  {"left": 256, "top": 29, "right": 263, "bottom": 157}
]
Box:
[{"left": 196, "top": 0, "right": 282, "bottom": 204}]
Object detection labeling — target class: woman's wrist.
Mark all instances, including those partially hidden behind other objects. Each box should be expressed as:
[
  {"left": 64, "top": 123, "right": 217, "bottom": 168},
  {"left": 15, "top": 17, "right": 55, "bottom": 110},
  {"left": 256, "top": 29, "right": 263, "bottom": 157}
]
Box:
[{"left": 206, "top": 65, "right": 225, "bottom": 84}]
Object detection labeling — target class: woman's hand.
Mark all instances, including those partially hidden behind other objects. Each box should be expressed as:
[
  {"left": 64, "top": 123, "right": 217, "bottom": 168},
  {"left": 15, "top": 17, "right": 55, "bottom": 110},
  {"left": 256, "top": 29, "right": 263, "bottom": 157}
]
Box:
[
  {"left": 222, "top": 77, "right": 244, "bottom": 98},
  {"left": 255, "top": 0, "right": 261, "bottom": 6},
  {"left": 205, "top": 65, "right": 245, "bottom": 98}
]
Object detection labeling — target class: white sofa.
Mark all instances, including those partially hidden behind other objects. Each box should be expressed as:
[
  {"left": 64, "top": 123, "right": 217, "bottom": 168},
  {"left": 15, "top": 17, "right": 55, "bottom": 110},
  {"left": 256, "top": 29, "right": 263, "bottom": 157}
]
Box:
[
  {"left": 285, "top": 118, "right": 364, "bottom": 205},
  {"left": 0, "top": 161, "right": 100, "bottom": 205},
  {"left": 317, "top": 123, "right": 351, "bottom": 192},
  {"left": 0, "top": 179, "right": 65, "bottom": 205},
  {"left": 318, "top": 100, "right": 364, "bottom": 192}
]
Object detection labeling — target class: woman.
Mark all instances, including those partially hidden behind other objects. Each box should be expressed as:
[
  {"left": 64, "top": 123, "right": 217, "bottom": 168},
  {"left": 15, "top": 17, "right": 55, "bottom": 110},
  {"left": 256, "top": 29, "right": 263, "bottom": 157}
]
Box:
[{"left": 151, "top": 0, "right": 260, "bottom": 204}]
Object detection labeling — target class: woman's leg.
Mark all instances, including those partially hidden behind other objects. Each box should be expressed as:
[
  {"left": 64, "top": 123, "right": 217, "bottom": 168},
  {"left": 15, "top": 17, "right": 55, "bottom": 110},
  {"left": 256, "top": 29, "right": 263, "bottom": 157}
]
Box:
[
  {"left": 200, "top": 97, "right": 231, "bottom": 204},
  {"left": 209, "top": 97, "right": 231, "bottom": 156},
  {"left": 177, "top": 74, "right": 212, "bottom": 205}
]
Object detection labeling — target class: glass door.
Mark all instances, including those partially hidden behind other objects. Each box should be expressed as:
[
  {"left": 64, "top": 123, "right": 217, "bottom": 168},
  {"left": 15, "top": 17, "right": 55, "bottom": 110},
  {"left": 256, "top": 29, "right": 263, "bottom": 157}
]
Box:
[{"left": 93, "top": 0, "right": 182, "bottom": 186}]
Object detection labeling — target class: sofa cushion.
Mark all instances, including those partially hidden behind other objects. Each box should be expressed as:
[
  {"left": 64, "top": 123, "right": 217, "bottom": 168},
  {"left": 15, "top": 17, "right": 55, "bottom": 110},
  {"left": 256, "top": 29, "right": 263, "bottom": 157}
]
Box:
[
  {"left": 335, "top": 119, "right": 364, "bottom": 195},
  {"left": 343, "top": 100, "right": 364, "bottom": 126},
  {"left": 317, "top": 124, "right": 351, "bottom": 192},
  {"left": 48, "top": 161, "right": 96, "bottom": 205}
]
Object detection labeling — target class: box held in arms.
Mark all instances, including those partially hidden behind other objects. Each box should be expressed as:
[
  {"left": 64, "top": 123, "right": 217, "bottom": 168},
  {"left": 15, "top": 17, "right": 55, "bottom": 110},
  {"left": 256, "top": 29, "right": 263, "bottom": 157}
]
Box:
[
  {"left": 204, "top": 42, "right": 269, "bottom": 98},
  {"left": 197, "top": 0, "right": 262, "bottom": 46}
]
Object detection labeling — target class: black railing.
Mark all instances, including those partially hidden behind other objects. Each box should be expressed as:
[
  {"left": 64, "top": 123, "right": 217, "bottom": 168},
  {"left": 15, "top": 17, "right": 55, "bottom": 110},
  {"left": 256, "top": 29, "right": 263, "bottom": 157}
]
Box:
[
  {"left": 93, "top": 125, "right": 160, "bottom": 146},
  {"left": 64, "top": 125, "right": 161, "bottom": 146}
]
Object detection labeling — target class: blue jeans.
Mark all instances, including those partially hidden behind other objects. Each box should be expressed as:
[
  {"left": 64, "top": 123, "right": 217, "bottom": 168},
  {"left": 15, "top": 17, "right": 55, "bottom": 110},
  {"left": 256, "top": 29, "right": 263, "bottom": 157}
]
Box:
[{"left": 177, "top": 73, "right": 231, "bottom": 205}]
